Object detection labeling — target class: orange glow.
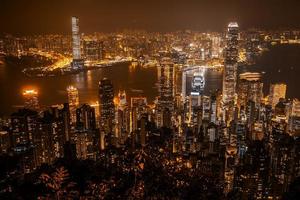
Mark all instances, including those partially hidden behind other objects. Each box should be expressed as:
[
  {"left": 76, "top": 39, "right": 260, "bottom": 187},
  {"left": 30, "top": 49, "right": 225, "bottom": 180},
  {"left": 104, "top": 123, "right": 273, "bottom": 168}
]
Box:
[{"left": 22, "top": 89, "right": 38, "bottom": 96}]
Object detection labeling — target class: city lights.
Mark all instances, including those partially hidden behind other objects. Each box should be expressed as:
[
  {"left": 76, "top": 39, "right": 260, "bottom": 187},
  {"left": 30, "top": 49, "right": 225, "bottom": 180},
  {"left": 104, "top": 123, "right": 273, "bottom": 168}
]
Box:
[{"left": 0, "top": 1, "right": 300, "bottom": 199}]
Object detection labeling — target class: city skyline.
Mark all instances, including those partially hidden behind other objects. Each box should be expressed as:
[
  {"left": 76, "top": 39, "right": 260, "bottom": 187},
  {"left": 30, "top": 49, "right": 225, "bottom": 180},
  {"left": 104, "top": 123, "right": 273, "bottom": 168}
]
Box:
[{"left": 1, "top": 2, "right": 300, "bottom": 199}]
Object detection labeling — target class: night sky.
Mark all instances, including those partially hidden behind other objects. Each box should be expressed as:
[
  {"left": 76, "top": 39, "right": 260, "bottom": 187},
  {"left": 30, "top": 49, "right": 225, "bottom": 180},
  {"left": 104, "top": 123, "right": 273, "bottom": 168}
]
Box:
[{"left": 1, "top": 0, "right": 300, "bottom": 35}]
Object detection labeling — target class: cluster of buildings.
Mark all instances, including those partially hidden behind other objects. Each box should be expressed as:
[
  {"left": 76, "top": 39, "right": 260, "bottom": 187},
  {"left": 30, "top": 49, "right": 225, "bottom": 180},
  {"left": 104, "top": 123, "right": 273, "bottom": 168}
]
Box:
[
  {"left": 2, "top": 16, "right": 300, "bottom": 70},
  {"left": 1, "top": 21, "right": 300, "bottom": 199}
]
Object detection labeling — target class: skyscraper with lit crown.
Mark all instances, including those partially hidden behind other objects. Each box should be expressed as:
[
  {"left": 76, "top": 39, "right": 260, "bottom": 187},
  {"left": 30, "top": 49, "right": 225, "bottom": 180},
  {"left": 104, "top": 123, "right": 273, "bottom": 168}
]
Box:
[
  {"left": 222, "top": 22, "right": 239, "bottom": 105},
  {"left": 156, "top": 58, "right": 175, "bottom": 128},
  {"left": 222, "top": 22, "right": 239, "bottom": 124}
]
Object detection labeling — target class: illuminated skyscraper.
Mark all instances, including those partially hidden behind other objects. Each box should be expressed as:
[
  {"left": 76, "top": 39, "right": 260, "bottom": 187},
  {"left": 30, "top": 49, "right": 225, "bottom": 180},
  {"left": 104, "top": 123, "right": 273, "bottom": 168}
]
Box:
[
  {"left": 71, "top": 16, "right": 84, "bottom": 69},
  {"left": 156, "top": 58, "right": 175, "bottom": 128},
  {"left": 67, "top": 86, "right": 79, "bottom": 124},
  {"left": 222, "top": 22, "right": 239, "bottom": 105},
  {"left": 269, "top": 83, "right": 287, "bottom": 108},
  {"left": 115, "top": 91, "right": 130, "bottom": 141},
  {"left": 238, "top": 72, "right": 263, "bottom": 109},
  {"left": 157, "top": 59, "right": 175, "bottom": 108},
  {"left": 22, "top": 89, "right": 39, "bottom": 110},
  {"left": 99, "top": 78, "right": 115, "bottom": 132}
]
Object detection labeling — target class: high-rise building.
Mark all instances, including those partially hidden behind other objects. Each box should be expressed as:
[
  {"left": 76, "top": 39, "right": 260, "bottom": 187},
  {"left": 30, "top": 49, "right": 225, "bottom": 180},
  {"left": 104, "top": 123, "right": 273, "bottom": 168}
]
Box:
[
  {"left": 115, "top": 91, "right": 130, "bottom": 141},
  {"left": 238, "top": 72, "right": 263, "bottom": 109},
  {"left": 76, "top": 104, "right": 96, "bottom": 130},
  {"left": 130, "top": 97, "right": 148, "bottom": 133},
  {"left": 71, "top": 16, "right": 84, "bottom": 69},
  {"left": 22, "top": 89, "right": 39, "bottom": 110},
  {"left": 67, "top": 86, "right": 79, "bottom": 124},
  {"left": 269, "top": 83, "right": 287, "bottom": 108},
  {"left": 156, "top": 58, "right": 175, "bottom": 127},
  {"left": 99, "top": 78, "right": 115, "bottom": 132},
  {"left": 288, "top": 99, "right": 300, "bottom": 134},
  {"left": 222, "top": 22, "right": 239, "bottom": 106},
  {"left": 289, "top": 99, "right": 300, "bottom": 117},
  {"left": 10, "top": 109, "right": 38, "bottom": 147}
]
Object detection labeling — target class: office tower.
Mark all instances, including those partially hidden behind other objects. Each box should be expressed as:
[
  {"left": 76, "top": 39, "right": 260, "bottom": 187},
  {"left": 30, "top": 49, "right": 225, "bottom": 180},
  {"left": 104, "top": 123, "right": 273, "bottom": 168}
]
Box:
[
  {"left": 23, "top": 89, "right": 39, "bottom": 110},
  {"left": 156, "top": 58, "right": 175, "bottom": 128},
  {"left": 71, "top": 16, "right": 84, "bottom": 69},
  {"left": 99, "top": 78, "right": 115, "bottom": 133},
  {"left": 67, "top": 86, "right": 79, "bottom": 124},
  {"left": 47, "top": 106, "right": 66, "bottom": 158},
  {"left": 222, "top": 22, "right": 239, "bottom": 106},
  {"left": 130, "top": 97, "right": 147, "bottom": 133},
  {"left": 238, "top": 72, "right": 263, "bottom": 109},
  {"left": 269, "top": 83, "right": 287, "bottom": 108},
  {"left": 115, "top": 91, "right": 130, "bottom": 141},
  {"left": 76, "top": 104, "right": 96, "bottom": 130},
  {"left": 34, "top": 111, "right": 66, "bottom": 165},
  {"left": 157, "top": 58, "right": 175, "bottom": 109},
  {"left": 288, "top": 99, "right": 300, "bottom": 134}
]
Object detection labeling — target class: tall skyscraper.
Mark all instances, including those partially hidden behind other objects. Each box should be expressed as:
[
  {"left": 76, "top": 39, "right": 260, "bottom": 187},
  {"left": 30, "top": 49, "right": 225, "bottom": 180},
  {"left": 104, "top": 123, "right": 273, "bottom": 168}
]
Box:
[
  {"left": 269, "top": 83, "right": 287, "bottom": 108},
  {"left": 71, "top": 16, "right": 84, "bottom": 69},
  {"left": 99, "top": 78, "right": 115, "bottom": 132},
  {"left": 115, "top": 91, "right": 130, "bottom": 140},
  {"left": 158, "top": 58, "right": 175, "bottom": 102},
  {"left": 67, "top": 86, "right": 79, "bottom": 124},
  {"left": 156, "top": 58, "right": 175, "bottom": 128},
  {"left": 22, "top": 89, "right": 39, "bottom": 110},
  {"left": 222, "top": 22, "right": 239, "bottom": 106}
]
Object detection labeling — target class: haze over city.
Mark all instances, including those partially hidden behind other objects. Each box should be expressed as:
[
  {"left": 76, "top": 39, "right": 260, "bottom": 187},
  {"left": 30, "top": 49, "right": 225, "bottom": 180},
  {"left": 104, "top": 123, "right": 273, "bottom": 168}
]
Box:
[{"left": 2, "top": 0, "right": 300, "bottom": 34}]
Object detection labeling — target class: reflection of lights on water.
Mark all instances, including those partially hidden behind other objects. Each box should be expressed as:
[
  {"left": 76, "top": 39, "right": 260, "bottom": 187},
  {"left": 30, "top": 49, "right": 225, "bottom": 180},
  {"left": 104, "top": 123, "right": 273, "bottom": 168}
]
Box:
[
  {"left": 86, "top": 70, "right": 93, "bottom": 88},
  {"left": 129, "top": 62, "right": 138, "bottom": 73}
]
